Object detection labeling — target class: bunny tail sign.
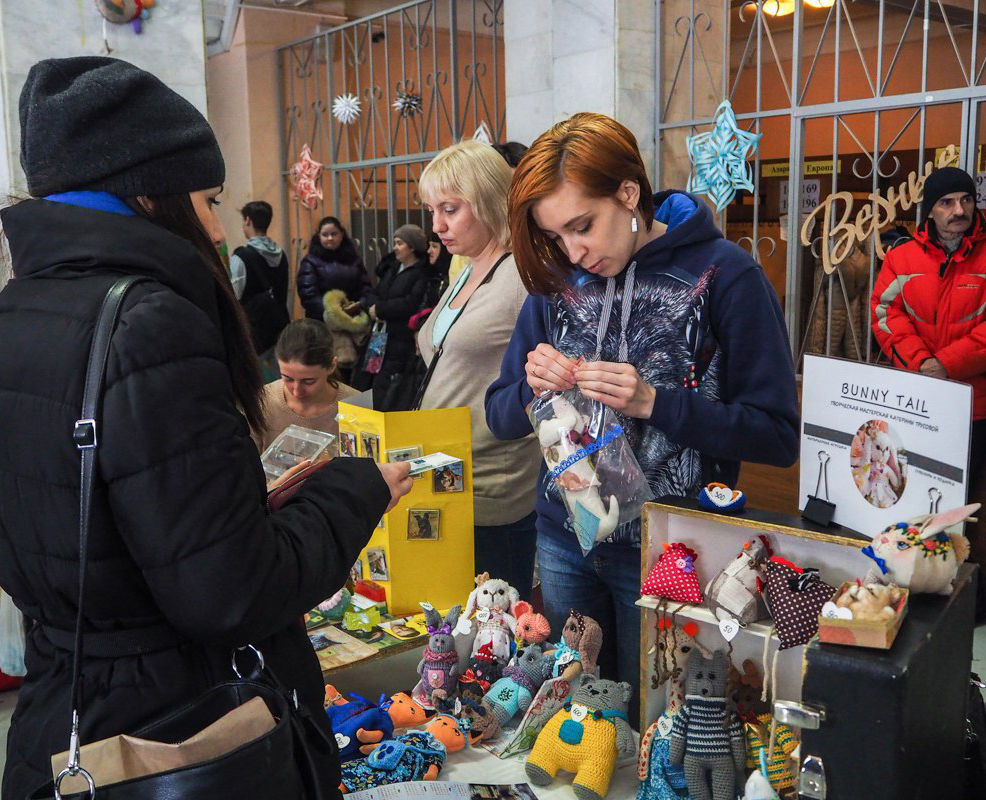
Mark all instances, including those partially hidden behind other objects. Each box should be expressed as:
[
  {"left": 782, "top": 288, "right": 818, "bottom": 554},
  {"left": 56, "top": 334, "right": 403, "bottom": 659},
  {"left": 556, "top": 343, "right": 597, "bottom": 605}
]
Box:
[
  {"left": 800, "top": 355, "right": 973, "bottom": 536},
  {"left": 863, "top": 503, "right": 979, "bottom": 595}
]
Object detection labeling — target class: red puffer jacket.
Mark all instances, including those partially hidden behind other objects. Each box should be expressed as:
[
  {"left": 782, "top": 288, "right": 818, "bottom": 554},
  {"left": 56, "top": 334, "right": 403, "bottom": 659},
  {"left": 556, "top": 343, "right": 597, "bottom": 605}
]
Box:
[{"left": 871, "top": 213, "right": 986, "bottom": 419}]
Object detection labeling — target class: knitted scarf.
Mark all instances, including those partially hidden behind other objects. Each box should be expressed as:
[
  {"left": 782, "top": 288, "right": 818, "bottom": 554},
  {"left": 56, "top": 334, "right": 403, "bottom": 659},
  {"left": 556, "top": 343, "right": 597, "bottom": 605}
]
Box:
[
  {"left": 503, "top": 664, "right": 538, "bottom": 696},
  {"left": 422, "top": 647, "right": 458, "bottom": 666}
]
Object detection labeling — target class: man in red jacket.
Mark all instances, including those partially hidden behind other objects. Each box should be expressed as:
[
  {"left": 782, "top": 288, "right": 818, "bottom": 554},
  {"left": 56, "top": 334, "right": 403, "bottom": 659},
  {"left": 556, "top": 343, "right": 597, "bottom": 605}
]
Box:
[{"left": 871, "top": 166, "right": 986, "bottom": 606}]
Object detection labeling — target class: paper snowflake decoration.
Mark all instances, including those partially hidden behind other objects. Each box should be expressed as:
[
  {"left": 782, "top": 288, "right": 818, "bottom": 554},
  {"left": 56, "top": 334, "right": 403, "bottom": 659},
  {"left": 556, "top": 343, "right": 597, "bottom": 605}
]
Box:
[
  {"left": 392, "top": 91, "right": 423, "bottom": 118},
  {"left": 472, "top": 122, "right": 493, "bottom": 145},
  {"left": 289, "top": 144, "right": 323, "bottom": 210},
  {"left": 332, "top": 93, "right": 361, "bottom": 125},
  {"left": 686, "top": 100, "right": 762, "bottom": 212}
]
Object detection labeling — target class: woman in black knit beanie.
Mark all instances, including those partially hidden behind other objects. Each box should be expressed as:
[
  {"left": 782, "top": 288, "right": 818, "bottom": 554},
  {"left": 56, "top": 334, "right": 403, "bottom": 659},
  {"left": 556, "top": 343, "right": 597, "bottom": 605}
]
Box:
[{"left": 0, "top": 56, "right": 411, "bottom": 798}]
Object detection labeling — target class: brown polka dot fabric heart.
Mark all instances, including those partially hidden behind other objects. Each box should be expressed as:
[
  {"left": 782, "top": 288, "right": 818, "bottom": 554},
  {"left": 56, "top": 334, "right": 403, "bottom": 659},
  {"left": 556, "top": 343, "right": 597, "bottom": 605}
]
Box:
[
  {"left": 641, "top": 542, "right": 703, "bottom": 604},
  {"left": 762, "top": 557, "right": 835, "bottom": 650}
]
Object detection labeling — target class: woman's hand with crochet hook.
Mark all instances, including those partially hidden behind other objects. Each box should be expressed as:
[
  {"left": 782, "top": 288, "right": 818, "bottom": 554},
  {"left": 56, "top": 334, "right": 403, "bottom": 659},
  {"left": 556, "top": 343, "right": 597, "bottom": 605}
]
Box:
[
  {"left": 525, "top": 343, "right": 577, "bottom": 394},
  {"left": 575, "top": 360, "right": 656, "bottom": 418}
]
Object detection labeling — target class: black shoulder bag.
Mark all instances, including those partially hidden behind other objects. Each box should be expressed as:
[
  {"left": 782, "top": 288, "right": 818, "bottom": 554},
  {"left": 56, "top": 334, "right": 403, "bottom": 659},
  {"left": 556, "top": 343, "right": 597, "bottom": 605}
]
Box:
[
  {"left": 411, "top": 252, "right": 510, "bottom": 411},
  {"left": 34, "top": 277, "right": 340, "bottom": 800}
]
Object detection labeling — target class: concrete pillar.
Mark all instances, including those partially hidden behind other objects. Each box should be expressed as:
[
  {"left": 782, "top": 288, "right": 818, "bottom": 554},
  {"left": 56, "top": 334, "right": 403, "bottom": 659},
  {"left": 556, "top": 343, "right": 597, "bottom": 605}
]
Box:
[
  {"left": 504, "top": 0, "right": 656, "bottom": 178},
  {"left": 0, "top": 0, "right": 209, "bottom": 287}
]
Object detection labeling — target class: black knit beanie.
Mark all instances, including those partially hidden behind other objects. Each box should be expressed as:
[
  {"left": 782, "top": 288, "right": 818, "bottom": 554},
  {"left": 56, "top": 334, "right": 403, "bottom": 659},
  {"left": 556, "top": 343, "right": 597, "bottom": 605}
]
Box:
[
  {"left": 19, "top": 56, "right": 225, "bottom": 197},
  {"left": 922, "top": 167, "right": 976, "bottom": 221}
]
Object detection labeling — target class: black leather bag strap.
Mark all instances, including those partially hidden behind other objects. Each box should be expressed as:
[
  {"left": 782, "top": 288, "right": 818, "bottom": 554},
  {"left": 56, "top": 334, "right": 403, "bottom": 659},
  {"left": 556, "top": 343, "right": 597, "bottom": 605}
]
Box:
[{"left": 59, "top": 275, "right": 148, "bottom": 795}]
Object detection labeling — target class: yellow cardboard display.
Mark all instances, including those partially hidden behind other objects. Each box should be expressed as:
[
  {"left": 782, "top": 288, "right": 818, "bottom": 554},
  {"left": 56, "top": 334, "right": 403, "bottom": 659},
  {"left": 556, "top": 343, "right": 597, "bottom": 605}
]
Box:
[{"left": 338, "top": 402, "right": 474, "bottom": 616}]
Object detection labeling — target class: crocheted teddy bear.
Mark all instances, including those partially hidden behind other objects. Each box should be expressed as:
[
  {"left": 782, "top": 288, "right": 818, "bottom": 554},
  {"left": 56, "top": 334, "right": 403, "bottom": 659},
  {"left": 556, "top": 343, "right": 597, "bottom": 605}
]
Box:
[
  {"left": 525, "top": 676, "right": 635, "bottom": 800},
  {"left": 413, "top": 606, "right": 462, "bottom": 709},
  {"left": 545, "top": 610, "right": 603, "bottom": 682},
  {"left": 479, "top": 643, "right": 554, "bottom": 739},
  {"left": 669, "top": 650, "right": 744, "bottom": 800}
]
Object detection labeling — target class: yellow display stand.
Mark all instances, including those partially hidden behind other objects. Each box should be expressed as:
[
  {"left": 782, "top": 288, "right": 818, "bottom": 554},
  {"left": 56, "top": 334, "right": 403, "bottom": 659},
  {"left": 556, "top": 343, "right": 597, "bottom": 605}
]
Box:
[{"left": 338, "top": 401, "right": 474, "bottom": 617}]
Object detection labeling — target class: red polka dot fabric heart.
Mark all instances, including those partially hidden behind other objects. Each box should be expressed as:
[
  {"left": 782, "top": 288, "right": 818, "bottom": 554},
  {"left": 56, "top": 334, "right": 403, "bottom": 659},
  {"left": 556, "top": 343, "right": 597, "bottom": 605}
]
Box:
[
  {"left": 641, "top": 542, "right": 702, "bottom": 603},
  {"left": 762, "top": 557, "right": 835, "bottom": 650}
]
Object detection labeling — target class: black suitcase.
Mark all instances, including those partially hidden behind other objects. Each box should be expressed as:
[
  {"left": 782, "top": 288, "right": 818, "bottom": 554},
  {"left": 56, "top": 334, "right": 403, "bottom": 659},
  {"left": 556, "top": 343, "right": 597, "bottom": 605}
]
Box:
[{"left": 791, "top": 563, "right": 979, "bottom": 799}]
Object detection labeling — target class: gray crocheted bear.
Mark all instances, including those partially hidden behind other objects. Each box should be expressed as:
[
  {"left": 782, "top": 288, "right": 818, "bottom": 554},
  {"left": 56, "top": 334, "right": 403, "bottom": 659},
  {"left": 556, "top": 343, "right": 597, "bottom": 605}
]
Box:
[{"left": 668, "top": 650, "right": 744, "bottom": 800}]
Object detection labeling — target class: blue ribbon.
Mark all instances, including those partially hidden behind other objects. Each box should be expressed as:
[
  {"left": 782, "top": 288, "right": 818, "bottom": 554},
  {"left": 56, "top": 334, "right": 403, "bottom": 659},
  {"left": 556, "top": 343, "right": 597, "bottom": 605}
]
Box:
[{"left": 861, "top": 546, "right": 888, "bottom": 575}]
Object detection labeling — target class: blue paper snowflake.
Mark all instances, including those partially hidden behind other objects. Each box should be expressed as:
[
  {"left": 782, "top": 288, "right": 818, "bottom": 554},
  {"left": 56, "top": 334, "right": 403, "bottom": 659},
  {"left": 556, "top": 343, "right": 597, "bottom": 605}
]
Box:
[{"left": 686, "top": 100, "right": 762, "bottom": 212}]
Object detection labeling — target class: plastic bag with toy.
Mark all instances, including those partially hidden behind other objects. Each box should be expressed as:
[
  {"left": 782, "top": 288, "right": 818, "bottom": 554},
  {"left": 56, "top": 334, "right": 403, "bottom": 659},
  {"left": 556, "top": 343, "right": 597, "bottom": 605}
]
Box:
[
  {"left": 0, "top": 589, "right": 26, "bottom": 677},
  {"left": 528, "top": 388, "right": 651, "bottom": 554}
]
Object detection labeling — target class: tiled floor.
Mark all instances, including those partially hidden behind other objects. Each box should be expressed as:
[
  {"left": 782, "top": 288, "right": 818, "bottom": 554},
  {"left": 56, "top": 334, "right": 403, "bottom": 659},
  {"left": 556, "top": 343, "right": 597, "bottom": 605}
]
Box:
[{"left": 3, "top": 628, "right": 986, "bottom": 783}]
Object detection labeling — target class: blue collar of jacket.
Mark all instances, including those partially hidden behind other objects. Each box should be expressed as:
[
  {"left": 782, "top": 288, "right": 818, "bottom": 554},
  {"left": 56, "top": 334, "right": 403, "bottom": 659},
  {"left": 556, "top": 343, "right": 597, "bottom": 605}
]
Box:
[{"left": 44, "top": 191, "right": 136, "bottom": 216}]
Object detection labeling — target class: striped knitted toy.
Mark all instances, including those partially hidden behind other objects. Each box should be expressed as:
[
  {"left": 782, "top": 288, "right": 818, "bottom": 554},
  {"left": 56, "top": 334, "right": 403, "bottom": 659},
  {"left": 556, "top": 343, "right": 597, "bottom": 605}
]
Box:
[
  {"left": 668, "top": 650, "right": 744, "bottom": 800},
  {"left": 744, "top": 714, "right": 798, "bottom": 792}
]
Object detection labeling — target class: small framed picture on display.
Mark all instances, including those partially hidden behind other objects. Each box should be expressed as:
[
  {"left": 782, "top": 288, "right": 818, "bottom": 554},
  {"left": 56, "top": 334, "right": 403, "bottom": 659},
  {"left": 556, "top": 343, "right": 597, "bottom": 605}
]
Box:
[
  {"left": 407, "top": 509, "right": 440, "bottom": 541},
  {"left": 386, "top": 445, "right": 423, "bottom": 464},
  {"left": 339, "top": 431, "right": 358, "bottom": 458},
  {"left": 432, "top": 460, "right": 464, "bottom": 493},
  {"left": 366, "top": 548, "right": 389, "bottom": 580},
  {"left": 349, "top": 560, "right": 363, "bottom": 584},
  {"left": 360, "top": 432, "right": 380, "bottom": 462}
]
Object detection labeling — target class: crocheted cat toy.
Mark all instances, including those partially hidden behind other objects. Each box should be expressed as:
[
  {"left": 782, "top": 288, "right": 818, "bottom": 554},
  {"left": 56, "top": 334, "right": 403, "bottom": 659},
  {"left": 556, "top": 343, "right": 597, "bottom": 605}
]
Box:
[
  {"left": 669, "top": 650, "right": 744, "bottom": 800},
  {"left": 525, "top": 676, "right": 635, "bottom": 800},
  {"left": 545, "top": 610, "right": 603, "bottom": 682},
  {"left": 479, "top": 644, "right": 554, "bottom": 739},
  {"left": 458, "top": 641, "right": 502, "bottom": 704},
  {"left": 339, "top": 731, "right": 446, "bottom": 793},
  {"left": 385, "top": 692, "right": 435, "bottom": 729},
  {"left": 465, "top": 574, "right": 520, "bottom": 663},
  {"left": 413, "top": 605, "right": 462, "bottom": 709},
  {"left": 325, "top": 694, "right": 395, "bottom": 762},
  {"left": 637, "top": 712, "right": 691, "bottom": 800}
]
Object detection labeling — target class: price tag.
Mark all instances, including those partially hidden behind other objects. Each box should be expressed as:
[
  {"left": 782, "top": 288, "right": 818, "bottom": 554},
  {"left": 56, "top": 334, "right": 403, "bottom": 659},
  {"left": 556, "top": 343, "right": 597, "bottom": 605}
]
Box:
[
  {"left": 419, "top": 601, "right": 434, "bottom": 611},
  {"left": 477, "top": 608, "right": 490, "bottom": 623},
  {"left": 718, "top": 617, "right": 740, "bottom": 642},
  {"left": 657, "top": 716, "right": 673, "bottom": 737},
  {"left": 570, "top": 704, "right": 587, "bottom": 722}
]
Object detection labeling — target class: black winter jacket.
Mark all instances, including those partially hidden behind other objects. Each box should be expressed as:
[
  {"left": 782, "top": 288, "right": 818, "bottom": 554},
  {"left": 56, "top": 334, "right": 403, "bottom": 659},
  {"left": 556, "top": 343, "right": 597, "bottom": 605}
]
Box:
[
  {"left": 372, "top": 257, "right": 428, "bottom": 345},
  {"left": 0, "top": 199, "right": 390, "bottom": 798},
  {"left": 296, "top": 250, "right": 371, "bottom": 319}
]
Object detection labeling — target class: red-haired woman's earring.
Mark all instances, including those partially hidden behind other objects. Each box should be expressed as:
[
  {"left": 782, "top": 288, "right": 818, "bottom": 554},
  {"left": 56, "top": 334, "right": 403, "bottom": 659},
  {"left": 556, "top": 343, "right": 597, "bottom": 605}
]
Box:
[{"left": 631, "top": 215, "right": 638, "bottom": 233}]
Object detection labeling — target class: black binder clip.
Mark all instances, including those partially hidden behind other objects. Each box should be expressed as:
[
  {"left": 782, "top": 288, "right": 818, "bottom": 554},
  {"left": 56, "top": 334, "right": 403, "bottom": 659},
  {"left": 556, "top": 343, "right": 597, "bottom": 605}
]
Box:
[{"left": 803, "top": 450, "right": 836, "bottom": 527}]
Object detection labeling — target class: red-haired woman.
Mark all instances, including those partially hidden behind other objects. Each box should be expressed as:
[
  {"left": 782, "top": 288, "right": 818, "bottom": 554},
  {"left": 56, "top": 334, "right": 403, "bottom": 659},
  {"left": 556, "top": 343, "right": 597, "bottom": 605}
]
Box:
[{"left": 485, "top": 113, "right": 798, "bottom": 722}]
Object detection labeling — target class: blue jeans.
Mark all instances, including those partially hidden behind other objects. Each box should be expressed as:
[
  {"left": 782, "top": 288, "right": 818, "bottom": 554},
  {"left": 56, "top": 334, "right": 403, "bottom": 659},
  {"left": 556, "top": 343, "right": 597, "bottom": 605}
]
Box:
[
  {"left": 474, "top": 511, "right": 538, "bottom": 603},
  {"left": 536, "top": 531, "right": 642, "bottom": 728}
]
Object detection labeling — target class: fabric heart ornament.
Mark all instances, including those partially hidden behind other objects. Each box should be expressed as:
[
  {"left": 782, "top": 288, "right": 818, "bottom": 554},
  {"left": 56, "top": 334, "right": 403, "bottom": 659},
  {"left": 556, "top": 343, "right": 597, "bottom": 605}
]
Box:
[
  {"left": 641, "top": 542, "right": 702, "bottom": 604},
  {"left": 762, "top": 557, "right": 835, "bottom": 650}
]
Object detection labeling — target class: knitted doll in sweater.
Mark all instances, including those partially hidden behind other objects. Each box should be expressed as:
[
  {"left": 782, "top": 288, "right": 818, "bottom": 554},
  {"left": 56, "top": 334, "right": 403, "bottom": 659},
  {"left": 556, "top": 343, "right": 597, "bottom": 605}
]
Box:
[
  {"left": 669, "top": 650, "right": 744, "bottom": 800},
  {"left": 526, "top": 676, "right": 635, "bottom": 800}
]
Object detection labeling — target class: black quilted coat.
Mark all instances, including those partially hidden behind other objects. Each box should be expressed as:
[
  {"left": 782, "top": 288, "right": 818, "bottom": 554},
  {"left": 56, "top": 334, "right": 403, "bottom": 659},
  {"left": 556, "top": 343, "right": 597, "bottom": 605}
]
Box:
[{"left": 0, "top": 199, "right": 389, "bottom": 798}]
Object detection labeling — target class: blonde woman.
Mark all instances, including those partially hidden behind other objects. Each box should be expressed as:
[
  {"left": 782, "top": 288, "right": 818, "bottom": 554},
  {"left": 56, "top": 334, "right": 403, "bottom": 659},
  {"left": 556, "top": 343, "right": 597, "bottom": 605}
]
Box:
[{"left": 417, "top": 139, "right": 540, "bottom": 599}]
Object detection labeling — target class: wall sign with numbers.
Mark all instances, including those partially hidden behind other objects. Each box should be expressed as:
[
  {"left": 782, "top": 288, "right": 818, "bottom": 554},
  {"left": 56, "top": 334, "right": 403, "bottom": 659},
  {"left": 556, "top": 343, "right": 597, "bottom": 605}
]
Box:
[{"left": 780, "top": 179, "right": 821, "bottom": 214}]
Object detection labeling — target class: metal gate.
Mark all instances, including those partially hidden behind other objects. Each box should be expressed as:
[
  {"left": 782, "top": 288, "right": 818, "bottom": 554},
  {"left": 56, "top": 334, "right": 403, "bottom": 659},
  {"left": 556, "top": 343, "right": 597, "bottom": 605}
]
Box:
[
  {"left": 277, "top": 0, "right": 505, "bottom": 276},
  {"left": 656, "top": 0, "right": 986, "bottom": 366}
]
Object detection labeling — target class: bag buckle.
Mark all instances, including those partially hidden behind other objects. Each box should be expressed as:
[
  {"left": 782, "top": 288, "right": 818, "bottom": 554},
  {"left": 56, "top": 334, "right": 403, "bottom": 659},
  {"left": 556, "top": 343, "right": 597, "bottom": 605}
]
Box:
[
  {"left": 73, "top": 419, "right": 97, "bottom": 450},
  {"left": 54, "top": 710, "right": 95, "bottom": 799}
]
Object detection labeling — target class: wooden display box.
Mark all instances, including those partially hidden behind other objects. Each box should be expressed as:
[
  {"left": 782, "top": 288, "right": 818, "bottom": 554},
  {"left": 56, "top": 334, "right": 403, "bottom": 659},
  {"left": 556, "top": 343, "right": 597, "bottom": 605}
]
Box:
[
  {"left": 338, "top": 402, "right": 474, "bottom": 617},
  {"left": 638, "top": 499, "right": 870, "bottom": 730},
  {"left": 817, "top": 583, "right": 909, "bottom": 650}
]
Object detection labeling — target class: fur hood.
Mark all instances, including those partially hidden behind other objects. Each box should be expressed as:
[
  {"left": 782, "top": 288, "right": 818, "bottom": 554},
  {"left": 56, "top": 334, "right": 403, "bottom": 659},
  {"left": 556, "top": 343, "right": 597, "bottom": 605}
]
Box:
[{"left": 323, "top": 289, "right": 370, "bottom": 332}]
